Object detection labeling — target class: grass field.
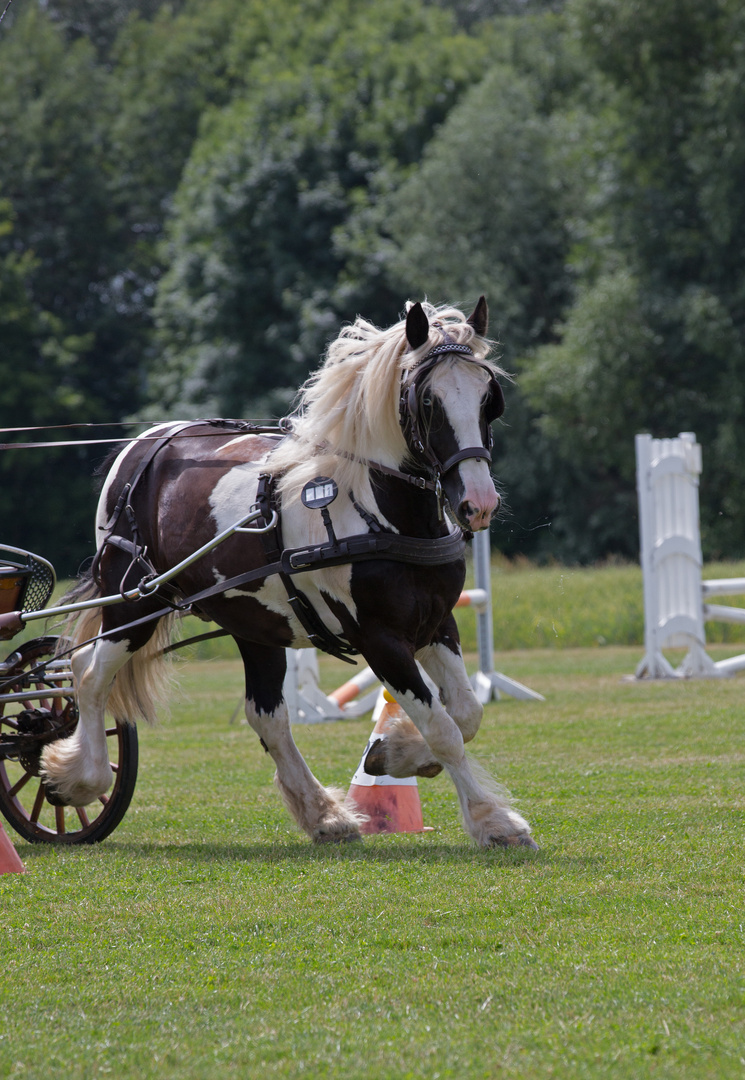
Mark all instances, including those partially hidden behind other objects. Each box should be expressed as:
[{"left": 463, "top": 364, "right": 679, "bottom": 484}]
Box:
[{"left": 2, "top": 637, "right": 745, "bottom": 1078}]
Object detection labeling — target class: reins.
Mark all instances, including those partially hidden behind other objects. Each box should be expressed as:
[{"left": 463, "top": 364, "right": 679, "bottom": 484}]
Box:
[{"left": 0, "top": 418, "right": 291, "bottom": 453}]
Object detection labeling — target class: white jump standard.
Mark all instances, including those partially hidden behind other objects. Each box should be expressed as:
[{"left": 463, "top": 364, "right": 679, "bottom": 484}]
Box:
[{"left": 635, "top": 431, "right": 745, "bottom": 679}]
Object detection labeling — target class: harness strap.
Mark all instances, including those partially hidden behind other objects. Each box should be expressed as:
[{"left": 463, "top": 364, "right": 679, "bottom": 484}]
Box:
[
  {"left": 363, "top": 459, "right": 438, "bottom": 492},
  {"left": 282, "top": 525, "right": 466, "bottom": 572},
  {"left": 22, "top": 514, "right": 468, "bottom": 675},
  {"left": 92, "top": 420, "right": 199, "bottom": 586},
  {"left": 349, "top": 494, "right": 383, "bottom": 533},
  {"left": 104, "top": 421, "right": 196, "bottom": 531},
  {"left": 438, "top": 445, "right": 492, "bottom": 475},
  {"left": 317, "top": 443, "right": 438, "bottom": 493},
  {"left": 256, "top": 473, "right": 359, "bottom": 664}
]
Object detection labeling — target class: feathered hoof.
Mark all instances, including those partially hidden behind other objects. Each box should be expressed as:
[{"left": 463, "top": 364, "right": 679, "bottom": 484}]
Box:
[
  {"left": 313, "top": 829, "right": 362, "bottom": 845},
  {"left": 491, "top": 834, "right": 539, "bottom": 851},
  {"left": 311, "top": 788, "right": 366, "bottom": 844},
  {"left": 40, "top": 747, "right": 112, "bottom": 808},
  {"left": 43, "top": 782, "right": 71, "bottom": 807},
  {"left": 40, "top": 777, "right": 110, "bottom": 807}
]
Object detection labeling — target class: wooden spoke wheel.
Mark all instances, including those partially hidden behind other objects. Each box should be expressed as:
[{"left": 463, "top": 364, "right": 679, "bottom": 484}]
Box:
[{"left": 0, "top": 637, "right": 138, "bottom": 844}]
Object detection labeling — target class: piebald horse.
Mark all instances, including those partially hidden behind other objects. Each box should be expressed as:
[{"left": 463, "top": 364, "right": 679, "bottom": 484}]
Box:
[{"left": 42, "top": 298, "right": 537, "bottom": 849}]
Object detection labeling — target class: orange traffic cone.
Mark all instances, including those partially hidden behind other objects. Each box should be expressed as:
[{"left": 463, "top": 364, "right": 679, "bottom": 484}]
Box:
[
  {"left": 345, "top": 690, "right": 431, "bottom": 835},
  {"left": 0, "top": 820, "right": 25, "bottom": 875}
]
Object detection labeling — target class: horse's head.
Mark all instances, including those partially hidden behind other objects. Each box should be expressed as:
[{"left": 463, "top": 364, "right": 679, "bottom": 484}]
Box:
[{"left": 401, "top": 297, "right": 503, "bottom": 531}]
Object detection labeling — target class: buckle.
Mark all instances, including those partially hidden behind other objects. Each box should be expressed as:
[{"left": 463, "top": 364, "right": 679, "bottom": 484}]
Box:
[{"left": 288, "top": 551, "right": 313, "bottom": 570}]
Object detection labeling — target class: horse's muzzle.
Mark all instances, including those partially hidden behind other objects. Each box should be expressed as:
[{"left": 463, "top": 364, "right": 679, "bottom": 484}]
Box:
[{"left": 457, "top": 490, "right": 500, "bottom": 531}]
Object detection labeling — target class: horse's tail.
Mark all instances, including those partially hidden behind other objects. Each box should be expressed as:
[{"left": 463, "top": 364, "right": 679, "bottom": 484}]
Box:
[{"left": 56, "top": 571, "right": 176, "bottom": 726}]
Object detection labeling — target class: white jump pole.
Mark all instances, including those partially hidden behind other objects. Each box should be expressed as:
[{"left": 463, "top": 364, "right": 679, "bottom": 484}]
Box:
[{"left": 468, "top": 529, "right": 544, "bottom": 704}]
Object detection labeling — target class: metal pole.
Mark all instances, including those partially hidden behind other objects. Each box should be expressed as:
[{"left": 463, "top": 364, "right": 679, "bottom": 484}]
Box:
[
  {"left": 472, "top": 529, "right": 494, "bottom": 678},
  {"left": 20, "top": 505, "right": 275, "bottom": 624}
]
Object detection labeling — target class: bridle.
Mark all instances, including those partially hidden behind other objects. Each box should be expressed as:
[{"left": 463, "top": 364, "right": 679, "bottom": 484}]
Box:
[
  {"left": 316, "top": 334, "right": 505, "bottom": 522},
  {"left": 399, "top": 339, "right": 505, "bottom": 482}
]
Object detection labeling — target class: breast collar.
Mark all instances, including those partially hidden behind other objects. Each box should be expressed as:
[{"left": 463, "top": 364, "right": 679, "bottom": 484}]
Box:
[{"left": 253, "top": 473, "right": 466, "bottom": 663}]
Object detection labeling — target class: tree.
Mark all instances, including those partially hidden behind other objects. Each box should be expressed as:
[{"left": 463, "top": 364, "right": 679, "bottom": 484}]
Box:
[
  {"left": 386, "top": 59, "right": 571, "bottom": 360},
  {"left": 521, "top": 0, "right": 745, "bottom": 559},
  {"left": 150, "top": 0, "right": 481, "bottom": 418},
  {"left": 381, "top": 15, "right": 588, "bottom": 557},
  {"left": 0, "top": 1, "right": 245, "bottom": 567},
  {"left": 0, "top": 203, "right": 102, "bottom": 570}
]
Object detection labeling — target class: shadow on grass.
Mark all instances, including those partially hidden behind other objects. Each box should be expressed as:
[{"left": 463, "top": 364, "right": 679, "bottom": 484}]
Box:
[{"left": 16, "top": 837, "right": 601, "bottom": 869}]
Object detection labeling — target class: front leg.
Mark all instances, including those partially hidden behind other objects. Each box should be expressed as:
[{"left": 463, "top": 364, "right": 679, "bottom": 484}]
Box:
[
  {"left": 365, "top": 615, "right": 482, "bottom": 779},
  {"left": 417, "top": 614, "right": 483, "bottom": 741},
  {"left": 362, "top": 633, "right": 537, "bottom": 849}
]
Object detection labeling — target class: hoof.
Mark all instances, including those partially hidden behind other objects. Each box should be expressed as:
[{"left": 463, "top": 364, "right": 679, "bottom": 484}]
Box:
[
  {"left": 313, "top": 829, "right": 362, "bottom": 845},
  {"left": 416, "top": 761, "right": 443, "bottom": 779},
  {"left": 363, "top": 737, "right": 387, "bottom": 776},
  {"left": 491, "top": 834, "right": 539, "bottom": 851},
  {"left": 42, "top": 782, "right": 70, "bottom": 808},
  {"left": 363, "top": 737, "right": 443, "bottom": 779}
]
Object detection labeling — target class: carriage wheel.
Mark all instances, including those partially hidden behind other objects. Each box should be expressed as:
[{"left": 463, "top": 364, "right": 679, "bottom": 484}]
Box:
[{"left": 0, "top": 637, "right": 138, "bottom": 844}]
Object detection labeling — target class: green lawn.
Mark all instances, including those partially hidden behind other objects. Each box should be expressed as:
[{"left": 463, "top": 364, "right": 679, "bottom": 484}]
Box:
[{"left": 2, "top": 645, "right": 744, "bottom": 1078}]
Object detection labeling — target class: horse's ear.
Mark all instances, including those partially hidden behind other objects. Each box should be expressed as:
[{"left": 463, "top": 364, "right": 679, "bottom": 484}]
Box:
[
  {"left": 467, "top": 295, "right": 489, "bottom": 338},
  {"left": 406, "top": 302, "right": 430, "bottom": 351}
]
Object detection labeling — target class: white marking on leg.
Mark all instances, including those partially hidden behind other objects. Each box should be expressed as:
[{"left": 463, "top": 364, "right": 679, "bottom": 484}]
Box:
[
  {"left": 416, "top": 641, "right": 482, "bottom": 741},
  {"left": 383, "top": 683, "right": 532, "bottom": 847},
  {"left": 246, "top": 699, "right": 364, "bottom": 842},
  {"left": 41, "top": 639, "right": 132, "bottom": 806}
]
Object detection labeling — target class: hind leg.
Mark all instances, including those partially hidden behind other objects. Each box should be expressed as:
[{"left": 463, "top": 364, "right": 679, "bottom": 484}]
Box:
[
  {"left": 236, "top": 640, "right": 363, "bottom": 843},
  {"left": 41, "top": 575, "right": 165, "bottom": 807},
  {"left": 41, "top": 637, "right": 133, "bottom": 806}
]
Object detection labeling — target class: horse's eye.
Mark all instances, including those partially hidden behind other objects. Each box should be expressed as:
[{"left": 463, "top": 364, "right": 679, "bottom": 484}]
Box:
[{"left": 421, "top": 392, "right": 433, "bottom": 408}]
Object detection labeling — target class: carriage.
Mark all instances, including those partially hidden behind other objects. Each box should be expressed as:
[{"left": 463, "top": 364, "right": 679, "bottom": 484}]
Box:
[
  {"left": 0, "top": 299, "right": 538, "bottom": 851},
  {"left": 0, "top": 544, "right": 138, "bottom": 843}
]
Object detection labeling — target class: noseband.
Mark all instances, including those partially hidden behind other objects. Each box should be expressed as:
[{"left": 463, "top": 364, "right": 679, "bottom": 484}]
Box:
[{"left": 399, "top": 340, "right": 505, "bottom": 480}]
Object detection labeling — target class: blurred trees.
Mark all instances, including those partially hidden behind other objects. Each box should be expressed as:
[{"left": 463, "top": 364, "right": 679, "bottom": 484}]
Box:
[
  {"left": 1, "top": 0, "right": 744, "bottom": 570},
  {"left": 522, "top": 0, "right": 745, "bottom": 558},
  {"left": 151, "top": 0, "right": 480, "bottom": 418},
  {"left": 0, "top": 201, "right": 100, "bottom": 569},
  {"left": 382, "top": 15, "right": 586, "bottom": 556}
]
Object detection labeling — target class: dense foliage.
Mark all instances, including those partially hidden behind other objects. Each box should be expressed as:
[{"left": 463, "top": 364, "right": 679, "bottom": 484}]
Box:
[{"left": 1, "top": 0, "right": 743, "bottom": 571}]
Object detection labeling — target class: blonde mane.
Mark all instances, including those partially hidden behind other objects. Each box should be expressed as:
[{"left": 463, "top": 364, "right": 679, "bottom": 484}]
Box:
[{"left": 270, "top": 301, "right": 501, "bottom": 513}]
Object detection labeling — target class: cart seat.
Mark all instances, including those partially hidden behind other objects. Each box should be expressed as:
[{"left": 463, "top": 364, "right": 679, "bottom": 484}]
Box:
[{"left": 0, "top": 565, "right": 32, "bottom": 616}]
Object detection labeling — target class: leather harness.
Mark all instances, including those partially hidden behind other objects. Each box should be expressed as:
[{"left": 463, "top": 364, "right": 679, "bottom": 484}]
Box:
[{"left": 89, "top": 338, "right": 500, "bottom": 662}]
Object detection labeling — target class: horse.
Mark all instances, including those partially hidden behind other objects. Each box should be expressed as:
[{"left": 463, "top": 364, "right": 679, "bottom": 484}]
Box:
[{"left": 41, "top": 297, "right": 538, "bottom": 849}]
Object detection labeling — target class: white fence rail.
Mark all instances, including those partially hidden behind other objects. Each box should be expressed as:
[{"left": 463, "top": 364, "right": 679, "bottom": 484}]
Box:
[{"left": 635, "top": 431, "right": 745, "bottom": 678}]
